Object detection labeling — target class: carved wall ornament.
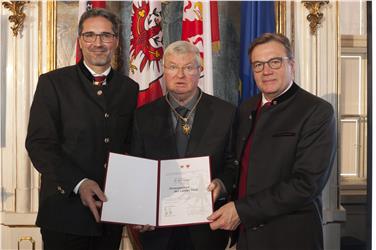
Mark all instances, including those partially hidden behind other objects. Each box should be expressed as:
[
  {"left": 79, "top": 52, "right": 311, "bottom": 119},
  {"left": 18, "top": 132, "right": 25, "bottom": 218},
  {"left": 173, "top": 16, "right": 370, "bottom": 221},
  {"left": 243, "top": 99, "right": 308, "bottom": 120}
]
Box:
[
  {"left": 302, "top": 1, "right": 329, "bottom": 35},
  {"left": 2, "top": 1, "right": 29, "bottom": 37}
]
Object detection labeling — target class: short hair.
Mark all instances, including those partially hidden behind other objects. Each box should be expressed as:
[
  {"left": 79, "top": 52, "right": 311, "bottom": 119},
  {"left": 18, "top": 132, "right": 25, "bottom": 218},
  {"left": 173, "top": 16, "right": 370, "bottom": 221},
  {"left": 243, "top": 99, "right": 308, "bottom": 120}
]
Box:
[
  {"left": 163, "top": 41, "right": 202, "bottom": 66},
  {"left": 248, "top": 33, "right": 294, "bottom": 60},
  {"left": 78, "top": 8, "right": 120, "bottom": 36}
]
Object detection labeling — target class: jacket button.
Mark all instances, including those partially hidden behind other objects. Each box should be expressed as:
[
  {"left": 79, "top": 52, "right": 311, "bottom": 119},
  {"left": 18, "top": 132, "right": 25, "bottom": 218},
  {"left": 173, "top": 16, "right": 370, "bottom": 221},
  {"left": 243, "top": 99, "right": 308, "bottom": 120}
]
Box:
[
  {"left": 104, "top": 137, "right": 110, "bottom": 143},
  {"left": 57, "top": 186, "right": 65, "bottom": 194},
  {"left": 104, "top": 113, "right": 110, "bottom": 118},
  {"left": 97, "top": 90, "right": 103, "bottom": 96},
  {"left": 233, "top": 160, "right": 239, "bottom": 165}
]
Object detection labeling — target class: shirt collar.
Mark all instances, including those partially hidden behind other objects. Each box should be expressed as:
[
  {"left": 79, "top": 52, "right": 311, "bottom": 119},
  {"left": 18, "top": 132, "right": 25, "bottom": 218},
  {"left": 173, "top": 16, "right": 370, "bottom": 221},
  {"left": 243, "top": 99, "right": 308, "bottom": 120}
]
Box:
[
  {"left": 262, "top": 80, "right": 293, "bottom": 106},
  {"left": 168, "top": 89, "right": 200, "bottom": 110},
  {"left": 83, "top": 61, "right": 111, "bottom": 77}
]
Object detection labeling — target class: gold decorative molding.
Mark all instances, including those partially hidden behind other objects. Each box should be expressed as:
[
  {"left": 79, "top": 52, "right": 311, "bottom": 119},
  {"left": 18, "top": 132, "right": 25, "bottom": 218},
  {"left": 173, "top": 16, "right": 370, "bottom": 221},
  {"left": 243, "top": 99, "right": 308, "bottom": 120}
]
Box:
[
  {"left": 47, "top": 1, "right": 57, "bottom": 71},
  {"left": 38, "top": 1, "right": 56, "bottom": 75},
  {"left": 17, "top": 236, "right": 36, "bottom": 250},
  {"left": 2, "top": 1, "right": 29, "bottom": 37},
  {"left": 302, "top": 1, "right": 329, "bottom": 35},
  {"left": 275, "top": 1, "right": 286, "bottom": 35}
]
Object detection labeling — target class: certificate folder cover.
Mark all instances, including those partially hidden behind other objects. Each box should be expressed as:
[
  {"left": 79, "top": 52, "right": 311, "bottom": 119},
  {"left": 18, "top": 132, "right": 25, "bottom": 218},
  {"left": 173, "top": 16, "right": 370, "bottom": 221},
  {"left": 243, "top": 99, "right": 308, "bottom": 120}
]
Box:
[{"left": 101, "top": 153, "right": 213, "bottom": 227}]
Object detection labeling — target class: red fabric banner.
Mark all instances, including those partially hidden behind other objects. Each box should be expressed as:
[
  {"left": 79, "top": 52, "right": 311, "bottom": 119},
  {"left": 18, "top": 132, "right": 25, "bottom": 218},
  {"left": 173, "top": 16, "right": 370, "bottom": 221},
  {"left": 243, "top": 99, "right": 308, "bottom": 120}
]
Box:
[{"left": 129, "top": 1, "right": 164, "bottom": 107}]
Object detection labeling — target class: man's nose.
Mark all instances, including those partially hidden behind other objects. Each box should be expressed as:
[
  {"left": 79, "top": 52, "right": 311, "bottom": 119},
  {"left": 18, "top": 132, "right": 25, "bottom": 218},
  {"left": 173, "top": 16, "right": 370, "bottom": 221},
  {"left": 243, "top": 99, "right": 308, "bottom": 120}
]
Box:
[
  {"left": 94, "top": 35, "right": 104, "bottom": 46},
  {"left": 176, "top": 67, "right": 185, "bottom": 77},
  {"left": 262, "top": 63, "right": 273, "bottom": 74}
]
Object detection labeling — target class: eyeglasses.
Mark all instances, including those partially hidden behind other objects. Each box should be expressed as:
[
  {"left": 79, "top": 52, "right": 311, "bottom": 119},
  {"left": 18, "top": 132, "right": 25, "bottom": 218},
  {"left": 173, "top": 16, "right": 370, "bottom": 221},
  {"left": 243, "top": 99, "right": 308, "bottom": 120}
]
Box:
[
  {"left": 251, "top": 56, "right": 290, "bottom": 73},
  {"left": 80, "top": 32, "right": 117, "bottom": 43},
  {"left": 164, "top": 64, "right": 200, "bottom": 76}
]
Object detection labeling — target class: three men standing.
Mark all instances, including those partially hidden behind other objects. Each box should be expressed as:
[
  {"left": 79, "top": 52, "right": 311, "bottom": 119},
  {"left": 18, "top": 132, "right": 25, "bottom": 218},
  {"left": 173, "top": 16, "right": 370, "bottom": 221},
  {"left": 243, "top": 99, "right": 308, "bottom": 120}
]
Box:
[{"left": 26, "top": 5, "right": 336, "bottom": 249}]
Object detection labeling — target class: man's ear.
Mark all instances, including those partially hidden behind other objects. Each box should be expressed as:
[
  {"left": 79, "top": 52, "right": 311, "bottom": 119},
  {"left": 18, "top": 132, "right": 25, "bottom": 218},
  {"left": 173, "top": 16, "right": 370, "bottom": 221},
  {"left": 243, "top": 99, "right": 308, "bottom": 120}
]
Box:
[
  {"left": 199, "top": 65, "right": 203, "bottom": 73},
  {"left": 78, "top": 37, "right": 83, "bottom": 49},
  {"left": 114, "top": 37, "right": 119, "bottom": 49},
  {"left": 289, "top": 58, "right": 296, "bottom": 75}
]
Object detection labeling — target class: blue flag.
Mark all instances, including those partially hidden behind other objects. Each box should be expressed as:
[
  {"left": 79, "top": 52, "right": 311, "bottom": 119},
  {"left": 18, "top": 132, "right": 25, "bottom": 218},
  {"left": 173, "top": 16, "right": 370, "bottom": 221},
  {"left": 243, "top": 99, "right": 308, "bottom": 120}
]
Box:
[{"left": 239, "top": 1, "right": 275, "bottom": 103}]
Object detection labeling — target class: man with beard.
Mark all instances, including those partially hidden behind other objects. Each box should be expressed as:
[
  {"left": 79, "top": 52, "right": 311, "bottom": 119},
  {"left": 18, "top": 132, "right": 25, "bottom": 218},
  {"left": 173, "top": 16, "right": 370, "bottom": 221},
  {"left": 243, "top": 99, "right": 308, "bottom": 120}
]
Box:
[{"left": 25, "top": 8, "right": 138, "bottom": 250}]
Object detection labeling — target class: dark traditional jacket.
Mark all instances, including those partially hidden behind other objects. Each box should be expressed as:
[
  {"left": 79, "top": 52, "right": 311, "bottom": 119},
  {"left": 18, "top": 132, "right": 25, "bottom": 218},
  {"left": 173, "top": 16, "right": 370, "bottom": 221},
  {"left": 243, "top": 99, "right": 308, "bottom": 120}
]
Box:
[
  {"left": 131, "top": 92, "right": 237, "bottom": 250},
  {"left": 26, "top": 62, "right": 139, "bottom": 236},
  {"left": 235, "top": 83, "right": 336, "bottom": 250}
]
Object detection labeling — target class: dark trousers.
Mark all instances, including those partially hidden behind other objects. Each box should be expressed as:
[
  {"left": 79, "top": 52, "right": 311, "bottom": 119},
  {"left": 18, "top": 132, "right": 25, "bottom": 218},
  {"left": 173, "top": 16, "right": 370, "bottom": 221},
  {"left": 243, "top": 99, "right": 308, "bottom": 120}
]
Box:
[
  {"left": 167, "top": 227, "right": 195, "bottom": 250},
  {"left": 41, "top": 227, "right": 122, "bottom": 250},
  {"left": 141, "top": 227, "right": 195, "bottom": 250}
]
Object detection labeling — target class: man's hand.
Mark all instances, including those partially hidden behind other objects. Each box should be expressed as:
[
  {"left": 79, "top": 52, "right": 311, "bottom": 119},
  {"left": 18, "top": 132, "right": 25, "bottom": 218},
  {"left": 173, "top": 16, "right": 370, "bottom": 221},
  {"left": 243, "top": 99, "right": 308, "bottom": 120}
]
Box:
[
  {"left": 133, "top": 224, "right": 155, "bottom": 233},
  {"left": 207, "top": 179, "right": 224, "bottom": 202},
  {"left": 207, "top": 201, "right": 240, "bottom": 231},
  {"left": 79, "top": 179, "right": 107, "bottom": 222}
]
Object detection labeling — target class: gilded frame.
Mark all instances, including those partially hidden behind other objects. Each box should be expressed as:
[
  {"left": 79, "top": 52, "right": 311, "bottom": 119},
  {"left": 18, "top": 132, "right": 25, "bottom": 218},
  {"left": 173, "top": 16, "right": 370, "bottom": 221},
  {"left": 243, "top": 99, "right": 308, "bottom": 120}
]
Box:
[{"left": 38, "top": 1, "right": 57, "bottom": 75}]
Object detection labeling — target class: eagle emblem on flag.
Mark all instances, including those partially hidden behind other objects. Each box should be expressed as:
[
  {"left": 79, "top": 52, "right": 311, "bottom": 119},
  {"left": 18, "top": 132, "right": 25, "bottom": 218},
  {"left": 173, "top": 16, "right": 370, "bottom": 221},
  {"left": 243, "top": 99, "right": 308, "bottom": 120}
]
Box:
[{"left": 129, "top": 1, "right": 164, "bottom": 96}]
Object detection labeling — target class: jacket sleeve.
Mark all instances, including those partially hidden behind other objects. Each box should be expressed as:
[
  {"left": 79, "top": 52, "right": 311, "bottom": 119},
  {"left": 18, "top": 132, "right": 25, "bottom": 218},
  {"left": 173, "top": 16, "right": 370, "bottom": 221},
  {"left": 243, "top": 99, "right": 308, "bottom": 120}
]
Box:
[
  {"left": 25, "top": 74, "right": 86, "bottom": 196},
  {"left": 130, "top": 111, "right": 145, "bottom": 157},
  {"left": 235, "top": 101, "right": 337, "bottom": 227},
  {"left": 216, "top": 107, "right": 239, "bottom": 198}
]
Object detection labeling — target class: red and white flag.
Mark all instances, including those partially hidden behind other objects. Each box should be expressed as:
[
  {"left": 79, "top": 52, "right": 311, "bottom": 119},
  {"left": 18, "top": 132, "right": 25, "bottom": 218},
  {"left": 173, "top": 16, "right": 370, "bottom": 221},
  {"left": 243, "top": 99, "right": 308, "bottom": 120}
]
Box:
[
  {"left": 76, "top": 1, "right": 107, "bottom": 63},
  {"left": 129, "top": 1, "right": 164, "bottom": 107},
  {"left": 181, "top": 0, "right": 220, "bottom": 95}
]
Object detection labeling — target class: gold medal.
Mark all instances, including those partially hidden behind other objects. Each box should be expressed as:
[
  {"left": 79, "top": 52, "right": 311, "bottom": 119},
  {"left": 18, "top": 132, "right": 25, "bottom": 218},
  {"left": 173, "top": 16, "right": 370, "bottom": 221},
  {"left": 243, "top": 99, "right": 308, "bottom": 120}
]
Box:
[
  {"left": 165, "top": 91, "right": 203, "bottom": 137},
  {"left": 182, "top": 123, "right": 191, "bottom": 135}
]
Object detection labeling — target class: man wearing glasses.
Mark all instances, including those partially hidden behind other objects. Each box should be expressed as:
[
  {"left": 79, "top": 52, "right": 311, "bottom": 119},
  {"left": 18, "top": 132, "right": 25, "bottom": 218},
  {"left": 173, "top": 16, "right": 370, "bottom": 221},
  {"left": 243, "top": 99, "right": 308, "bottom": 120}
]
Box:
[
  {"left": 26, "top": 8, "right": 138, "bottom": 250},
  {"left": 131, "top": 40, "right": 237, "bottom": 250},
  {"left": 208, "top": 33, "right": 336, "bottom": 250}
]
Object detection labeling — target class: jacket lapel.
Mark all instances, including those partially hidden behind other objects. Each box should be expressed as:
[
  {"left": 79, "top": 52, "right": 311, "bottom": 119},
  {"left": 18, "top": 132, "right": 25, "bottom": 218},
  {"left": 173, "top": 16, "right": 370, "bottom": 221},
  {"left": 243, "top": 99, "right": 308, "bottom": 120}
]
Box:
[
  {"left": 185, "top": 93, "right": 212, "bottom": 157},
  {"left": 160, "top": 99, "right": 179, "bottom": 158},
  {"left": 236, "top": 96, "right": 260, "bottom": 160}
]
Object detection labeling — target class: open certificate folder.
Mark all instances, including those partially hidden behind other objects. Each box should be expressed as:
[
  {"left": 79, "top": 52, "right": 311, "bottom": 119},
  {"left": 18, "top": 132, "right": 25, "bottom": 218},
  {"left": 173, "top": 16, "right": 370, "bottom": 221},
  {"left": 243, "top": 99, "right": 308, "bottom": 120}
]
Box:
[{"left": 101, "top": 153, "right": 213, "bottom": 227}]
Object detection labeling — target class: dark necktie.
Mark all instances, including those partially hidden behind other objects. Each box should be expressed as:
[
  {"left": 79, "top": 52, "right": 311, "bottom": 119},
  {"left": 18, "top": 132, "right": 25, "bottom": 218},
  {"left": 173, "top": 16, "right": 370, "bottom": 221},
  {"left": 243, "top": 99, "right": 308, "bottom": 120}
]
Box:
[
  {"left": 264, "top": 101, "right": 272, "bottom": 108},
  {"left": 93, "top": 75, "right": 106, "bottom": 86},
  {"left": 175, "top": 106, "right": 189, "bottom": 157}
]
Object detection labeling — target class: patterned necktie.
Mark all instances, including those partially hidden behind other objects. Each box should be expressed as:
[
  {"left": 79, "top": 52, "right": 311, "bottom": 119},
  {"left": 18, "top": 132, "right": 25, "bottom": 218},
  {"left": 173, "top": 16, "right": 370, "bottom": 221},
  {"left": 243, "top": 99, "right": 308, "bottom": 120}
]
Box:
[
  {"left": 93, "top": 75, "right": 106, "bottom": 86},
  {"left": 175, "top": 106, "right": 189, "bottom": 157}
]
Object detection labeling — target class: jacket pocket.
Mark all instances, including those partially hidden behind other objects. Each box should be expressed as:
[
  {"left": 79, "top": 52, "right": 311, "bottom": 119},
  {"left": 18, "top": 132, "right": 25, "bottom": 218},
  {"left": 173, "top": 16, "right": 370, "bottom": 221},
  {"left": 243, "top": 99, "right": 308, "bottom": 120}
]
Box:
[{"left": 272, "top": 132, "right": 296, "bottom": 137}]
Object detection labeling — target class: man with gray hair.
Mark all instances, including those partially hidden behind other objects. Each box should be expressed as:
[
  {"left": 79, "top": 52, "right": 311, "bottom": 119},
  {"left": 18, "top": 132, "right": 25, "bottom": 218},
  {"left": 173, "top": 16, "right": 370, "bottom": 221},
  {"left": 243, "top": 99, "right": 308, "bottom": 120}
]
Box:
[
  {"left": 26, "top": 8, "right": 138, "bottom": 250},
  {"left": 131, "top": 40, "right": 237, "bottom": 250}
]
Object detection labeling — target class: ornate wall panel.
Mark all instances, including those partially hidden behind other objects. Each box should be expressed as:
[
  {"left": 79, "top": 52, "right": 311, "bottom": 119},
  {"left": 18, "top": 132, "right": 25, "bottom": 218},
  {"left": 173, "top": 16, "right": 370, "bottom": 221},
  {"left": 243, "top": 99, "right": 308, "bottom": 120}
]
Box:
[{"left": 286, "top": 1, "right": 343, "bottom": 249}]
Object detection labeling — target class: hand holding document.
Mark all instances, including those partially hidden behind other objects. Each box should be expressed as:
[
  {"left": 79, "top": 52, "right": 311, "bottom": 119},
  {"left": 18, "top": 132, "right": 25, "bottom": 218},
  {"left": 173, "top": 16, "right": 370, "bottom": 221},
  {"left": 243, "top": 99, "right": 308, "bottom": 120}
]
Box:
[{"left": 101, "top": 153, "right": 213, "bottom": 227}]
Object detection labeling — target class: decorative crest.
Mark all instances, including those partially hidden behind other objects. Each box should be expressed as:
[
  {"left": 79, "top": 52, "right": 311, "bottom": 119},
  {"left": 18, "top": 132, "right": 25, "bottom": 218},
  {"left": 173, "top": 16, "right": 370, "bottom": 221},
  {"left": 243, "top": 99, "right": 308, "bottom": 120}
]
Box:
[
  {"left": 2, "top": 1, "right": 29, "bottom": 37},
  {"left": 302, "top": 1, "right": 329, "bottom": 35}
]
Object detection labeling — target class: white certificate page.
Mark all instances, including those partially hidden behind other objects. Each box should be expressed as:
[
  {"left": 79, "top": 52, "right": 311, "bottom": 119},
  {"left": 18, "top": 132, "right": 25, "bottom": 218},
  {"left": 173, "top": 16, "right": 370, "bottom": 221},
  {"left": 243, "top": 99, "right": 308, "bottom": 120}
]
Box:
[
  {"left": 101, "top": 153, "right": 159, "bottom": 226},
  {"left": 158, "top": 156, "right": 213, "bottom": 227}
]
